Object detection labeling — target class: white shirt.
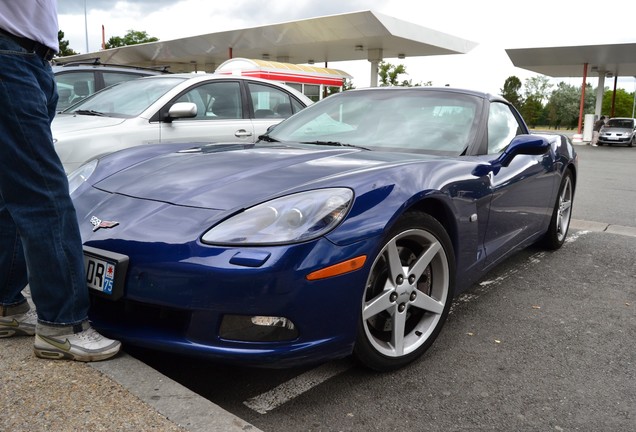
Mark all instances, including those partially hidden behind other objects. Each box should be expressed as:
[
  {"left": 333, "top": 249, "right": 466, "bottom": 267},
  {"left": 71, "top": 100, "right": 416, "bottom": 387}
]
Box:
[{"left": 0, "top": 0, "right": 59, "bottom": 52}]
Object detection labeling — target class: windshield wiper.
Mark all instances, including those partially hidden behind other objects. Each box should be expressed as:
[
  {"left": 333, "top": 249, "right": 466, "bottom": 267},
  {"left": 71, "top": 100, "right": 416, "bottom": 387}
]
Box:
[
  {"left": 74, "top": 109, "right": 107, "bottom": 117},
  {"left": 301, "top": 141, "right": 370, "bottom": 151},
  {"left": 258, "top": 134, "right": 279, "bottom": 142}
]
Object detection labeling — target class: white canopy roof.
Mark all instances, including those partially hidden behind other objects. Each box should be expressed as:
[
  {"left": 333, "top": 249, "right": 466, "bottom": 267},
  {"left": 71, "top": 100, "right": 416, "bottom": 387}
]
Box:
[
  {"left": 506, "top": 43, "right": 636, "bottom": 78},
  {"left": 55, "top": 10, "right": 477, "bottom": 76}
]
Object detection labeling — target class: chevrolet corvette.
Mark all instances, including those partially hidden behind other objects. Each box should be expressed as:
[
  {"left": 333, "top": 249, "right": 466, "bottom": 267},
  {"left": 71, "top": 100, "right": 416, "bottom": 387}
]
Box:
[{"left": 68, "top": 87, "right": 577, "bottom": 371}]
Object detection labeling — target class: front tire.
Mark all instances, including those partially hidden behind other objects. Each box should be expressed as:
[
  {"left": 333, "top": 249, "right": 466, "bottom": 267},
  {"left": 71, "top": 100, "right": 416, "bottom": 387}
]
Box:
[
  {"left": 353, "top": 212, "right": 455, "bottom": 372},
  {"left": 541, "top": 171, "right": 574, "bottom": 250}
]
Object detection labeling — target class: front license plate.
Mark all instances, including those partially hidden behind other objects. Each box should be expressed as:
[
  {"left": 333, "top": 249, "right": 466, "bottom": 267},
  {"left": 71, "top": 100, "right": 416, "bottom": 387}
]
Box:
[
  {"left": 607, "top": 136, "right": 618, "bottom": 140},
  {"left": 83, "top": 246, "right": 129, "bottom": 300}
]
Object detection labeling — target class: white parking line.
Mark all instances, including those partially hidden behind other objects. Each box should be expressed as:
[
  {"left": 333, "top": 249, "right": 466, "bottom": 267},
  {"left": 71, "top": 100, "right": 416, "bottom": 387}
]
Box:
[
  {"left": 451, "top": 229, "right": 591, "bottom": 314},
  {"left": 243, "top": 360, "right": 352, "bottom": 414}
]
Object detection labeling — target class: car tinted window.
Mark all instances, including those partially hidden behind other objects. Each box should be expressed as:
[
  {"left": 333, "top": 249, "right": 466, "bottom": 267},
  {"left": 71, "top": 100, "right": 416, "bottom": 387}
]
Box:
[
  {"left": 55, "top": 71, "right": 95, "bottom": 111},
  {"left": 248, "top": 82, "right": 298, "bottom": 119},
  {"left": 63, "top": 77, "right": 187, "bottom": 117},
  {"left": 173, "top": 81, "right": 242, "bottom": 120},
  {"left": 487, "top": 102, "right": 523, "bottom": 154},
  {"left": 268, "top": 89, "right": 480, "bottom": 156}
]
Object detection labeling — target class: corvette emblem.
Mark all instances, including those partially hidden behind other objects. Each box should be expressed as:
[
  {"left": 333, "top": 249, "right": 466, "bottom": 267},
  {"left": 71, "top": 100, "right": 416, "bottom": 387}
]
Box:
[{"left": 90, "top": 216, "right": 119, "bottom": 232}]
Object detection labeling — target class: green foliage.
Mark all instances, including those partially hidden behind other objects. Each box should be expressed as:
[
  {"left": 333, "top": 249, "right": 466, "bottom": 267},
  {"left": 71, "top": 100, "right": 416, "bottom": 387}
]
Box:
[
  {"left": 601, "top": 89, "right": 634, "bottom": 117},
  {"left": 519, "top": 95, "right": 543, "bottom": 127},
  {"left": 378, "top": 61, "right": 407, "bottom": 86},
  {"left": 342, "top": 79, "right": 356, "bottom": 91},
  {"left": 105, "top": 30, "right": 159, "bottom": 49},
  {"left": 56, "top": 30, "right": 77, "bottom": 57},
  {"left": 545, "top": 82, "right": 581, "bottom": 129},
  {"left": 524, "top": 76, "right": 552, "bottom": 104},
  {"left": 501, "top": 76, "right": 523, "bottom": 108},
  {"left": 503, "top": 75, "right": 635, "bottom": 129},
  {"left": 377, "top": 61, "right": 429, "bottom": 87}
]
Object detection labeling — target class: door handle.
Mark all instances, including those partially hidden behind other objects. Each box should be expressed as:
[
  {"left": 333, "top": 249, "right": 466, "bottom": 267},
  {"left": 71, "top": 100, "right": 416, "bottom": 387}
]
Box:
[{"left": 235, "top": 129, "right": 253, "bottom": 137}]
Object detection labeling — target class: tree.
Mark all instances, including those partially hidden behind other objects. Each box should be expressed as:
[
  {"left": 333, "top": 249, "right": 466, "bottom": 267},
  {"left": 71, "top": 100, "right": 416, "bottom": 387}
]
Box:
[
  {"left": 519, "top": 95, "right": 543, "bottom": 128},
  {"left": 105, "top": 30, "right": 158, "bottom": 49},
  {"left": 500, "top": 76, "right": 523, "bottom": 108},
  {"left": 57, "top": 30, "right": 77, "bottom": 57},
  {"left": 524, "top": 76, "right": 552, "bottom": 105},
  {"left": 601, "top": 88, "right": 634, "bottom": 117},
  {"left": 376, "top": 61, "right": 428, "bottom": 87},
  {"left": 324, "top": 79, "right": 355, "bottom": 98},
  {"left": 378, "top": 61, "right": 407, "bottom": 86},
  {"left": 545, "top": 82, "right": 580, "bottom": 129}
]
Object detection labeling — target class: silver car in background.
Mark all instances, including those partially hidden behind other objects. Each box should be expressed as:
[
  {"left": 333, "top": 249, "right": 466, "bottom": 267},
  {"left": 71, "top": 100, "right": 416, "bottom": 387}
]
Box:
[
  {"left": 598, "top": 117, "right": 636, "bottom": 147},
  {"left": 53, "top": 74, "right": 312, "bottom": 173}
]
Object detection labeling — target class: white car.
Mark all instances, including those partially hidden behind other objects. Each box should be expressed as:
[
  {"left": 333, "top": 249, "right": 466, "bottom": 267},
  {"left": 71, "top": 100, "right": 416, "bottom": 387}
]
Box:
[{"left": 53, "top": 74, "right": 312, "bottom": 173}]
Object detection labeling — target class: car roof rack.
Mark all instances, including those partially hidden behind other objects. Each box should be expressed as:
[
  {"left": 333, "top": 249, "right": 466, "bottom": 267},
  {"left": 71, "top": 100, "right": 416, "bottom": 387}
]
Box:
[{"left": 52, "top": 57, "right": 171, "bottom": 73}]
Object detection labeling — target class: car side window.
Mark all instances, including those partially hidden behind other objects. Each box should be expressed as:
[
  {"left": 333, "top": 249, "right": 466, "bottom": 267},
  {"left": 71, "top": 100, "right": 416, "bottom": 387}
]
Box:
[
  {"left": 55, "top": 71, "right": 95, "bottom": 111},
  {"left": 247, "top": 83, "right": 300, "bottom": 119},
  {"left": 174, "top": 81, "right": 243, "bottom": 120},
  {"left": 487, "top": 102, "right": 523, "bottom": 154}
]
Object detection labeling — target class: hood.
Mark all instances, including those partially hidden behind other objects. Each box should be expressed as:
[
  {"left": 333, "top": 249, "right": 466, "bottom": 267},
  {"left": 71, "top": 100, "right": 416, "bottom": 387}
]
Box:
[
  {"left": 602, "top": 126, "right": 633, "bottom": 133},
  {"left": 52, "top": 113, "right": 127, "bottom": 135},
  {"left": 94, "top": 144, "right": 427, "bottom": 210}
]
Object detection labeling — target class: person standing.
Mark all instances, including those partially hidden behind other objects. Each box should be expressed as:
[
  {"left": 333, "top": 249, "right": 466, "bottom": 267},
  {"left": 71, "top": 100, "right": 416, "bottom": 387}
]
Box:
[
  {"left": 0, "top": 1, "right": 120, "bottom": 361},
  {"left": 590, "top": 115, "right": 606, "bottom": 147}
]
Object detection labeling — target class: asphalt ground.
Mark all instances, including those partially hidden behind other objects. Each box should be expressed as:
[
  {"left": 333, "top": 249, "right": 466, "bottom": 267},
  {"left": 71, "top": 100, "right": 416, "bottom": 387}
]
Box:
[{"left": 1, "top": 141, "right": 634, "bottom": 432}]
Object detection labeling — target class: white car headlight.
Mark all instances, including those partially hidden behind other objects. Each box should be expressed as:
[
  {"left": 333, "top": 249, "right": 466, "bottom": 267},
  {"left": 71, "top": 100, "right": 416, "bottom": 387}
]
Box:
[
  {"left": 202, "top": 188, "right": 354, "bottom": 245},
  {"left": 67, "top": 159, "right": 97, "bottom": 195}
]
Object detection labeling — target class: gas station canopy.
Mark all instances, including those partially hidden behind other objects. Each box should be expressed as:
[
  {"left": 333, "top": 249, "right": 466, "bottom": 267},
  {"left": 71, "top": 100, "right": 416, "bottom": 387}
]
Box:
[
  {"left": 56, "top": 10, "right": 477, "bottom": 82},
  {"left": 506, "top": 43, "right": 636, "bottom": 78}
]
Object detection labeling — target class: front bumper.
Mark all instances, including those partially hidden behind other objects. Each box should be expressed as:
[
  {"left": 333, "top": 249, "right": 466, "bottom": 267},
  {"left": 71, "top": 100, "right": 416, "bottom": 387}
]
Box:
[{"left": 86, "top": 237, "right": 374, "bottom": 368}]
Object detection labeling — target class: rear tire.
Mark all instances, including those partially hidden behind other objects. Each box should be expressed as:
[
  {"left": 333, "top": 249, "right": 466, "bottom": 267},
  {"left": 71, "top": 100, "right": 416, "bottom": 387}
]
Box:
[{"left": 353, "top": 212, "right": 455, "bottom": 372}]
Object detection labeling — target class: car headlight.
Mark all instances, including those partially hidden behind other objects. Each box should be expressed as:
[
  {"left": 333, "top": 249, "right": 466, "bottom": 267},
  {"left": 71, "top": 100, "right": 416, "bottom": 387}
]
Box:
[
  {"left": 67, "top": 159, "right": 97, "bottom": 195},
  {"left": 202, "top": 188, "right": 354, "bottom": 245}
]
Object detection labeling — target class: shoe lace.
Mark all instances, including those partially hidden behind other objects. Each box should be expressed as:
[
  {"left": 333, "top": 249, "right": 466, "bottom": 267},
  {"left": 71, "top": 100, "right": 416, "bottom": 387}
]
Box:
[
  {"left": 23, "top": 310, "right": 38, "bottom": 322},
  {"left": 76, "top": 327, "right": 106, "bottom": 343}
]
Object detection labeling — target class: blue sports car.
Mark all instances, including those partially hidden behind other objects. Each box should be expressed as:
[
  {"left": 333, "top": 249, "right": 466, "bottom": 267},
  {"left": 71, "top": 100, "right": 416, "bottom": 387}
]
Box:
[{"left": 68, "top": 87, "right": 577, "bottom": 371}]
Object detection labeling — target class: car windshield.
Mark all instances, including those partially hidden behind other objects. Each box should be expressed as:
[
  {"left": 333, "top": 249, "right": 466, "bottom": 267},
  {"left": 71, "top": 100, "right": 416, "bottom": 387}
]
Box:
[
  {"left": 606, "top": 118, "right": 634, "bottom": 128},
  {"left": 62, "top": 76, "right": 188, "bottom": 118},
  {"left": 266, "top": 89, "right": 481, "bottom": 156}
]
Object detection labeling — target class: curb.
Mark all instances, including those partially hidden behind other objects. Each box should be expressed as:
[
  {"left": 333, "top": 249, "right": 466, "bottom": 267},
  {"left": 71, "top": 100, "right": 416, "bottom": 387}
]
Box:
[{"left": 89, "top": 353, "right": 264, "bottom": 432}]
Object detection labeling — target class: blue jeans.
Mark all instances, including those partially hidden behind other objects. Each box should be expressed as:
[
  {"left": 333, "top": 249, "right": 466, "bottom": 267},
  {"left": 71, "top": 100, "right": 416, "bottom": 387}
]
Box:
[{"left": 0, "top": 35, "right": 88, "bottom": 331}]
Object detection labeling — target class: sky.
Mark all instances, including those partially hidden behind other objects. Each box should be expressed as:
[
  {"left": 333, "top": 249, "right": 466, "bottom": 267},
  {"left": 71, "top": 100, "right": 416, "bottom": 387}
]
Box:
[{"left": 57, "top": 0, "right": 636, "bottom": 95}]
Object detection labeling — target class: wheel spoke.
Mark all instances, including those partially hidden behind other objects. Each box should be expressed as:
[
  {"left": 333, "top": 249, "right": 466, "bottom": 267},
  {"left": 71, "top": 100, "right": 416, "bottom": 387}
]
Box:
[
  {"left": 390, "top": 308, "right": 407, "bottom": 356},
  {"left": 363, "top": 289, "right": 394, "bottom": 320},
  {"left": 560, "top": 199, "right": 571, "bottom": 213},
  {"left": 409, "top": 240, "right": 441, "bottom": 280},
  {"left": 411, "top": 292, "right": 444, "bottom": 315},
  {"left": 385, "top": 238, "right": 405, "bottom": 283}
]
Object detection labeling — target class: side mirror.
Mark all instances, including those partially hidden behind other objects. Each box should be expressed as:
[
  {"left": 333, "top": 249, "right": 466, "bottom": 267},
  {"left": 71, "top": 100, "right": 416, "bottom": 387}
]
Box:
[
  {"left": 497, "top": 135, "right": 550, "bottom": 167},
  {"left": 472, "top": 134, "right": 550, "bottom": 177},
  {"left": 162, "top": 102, "right": 197, "bottom": 123}
]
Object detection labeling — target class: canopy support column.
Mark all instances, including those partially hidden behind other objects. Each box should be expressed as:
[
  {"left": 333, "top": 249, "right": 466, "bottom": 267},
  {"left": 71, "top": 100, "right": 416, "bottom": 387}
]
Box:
[{"left": 367, "top": 49, "right": 383, "bottom": 87}]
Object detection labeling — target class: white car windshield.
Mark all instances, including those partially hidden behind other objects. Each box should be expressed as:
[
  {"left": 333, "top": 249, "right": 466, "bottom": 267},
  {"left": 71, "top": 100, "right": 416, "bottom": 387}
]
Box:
[{"left": 62, "top": 76, "right": 188, "bottom": 118}]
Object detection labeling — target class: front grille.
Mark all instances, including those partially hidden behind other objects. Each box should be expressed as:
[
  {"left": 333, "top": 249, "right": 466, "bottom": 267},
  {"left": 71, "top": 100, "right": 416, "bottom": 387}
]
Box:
[{"left": 89, "top": 294, "right": 191, "bottom": 333}]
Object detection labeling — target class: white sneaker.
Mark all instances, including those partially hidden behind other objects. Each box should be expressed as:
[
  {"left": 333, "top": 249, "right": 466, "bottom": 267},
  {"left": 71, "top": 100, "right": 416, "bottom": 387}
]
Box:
[
  {"left": 34, "top": 326, "right": 121, "bottom": 362},
  {"left": 0, "top": 309, "right": 37, "bottom": 337}
]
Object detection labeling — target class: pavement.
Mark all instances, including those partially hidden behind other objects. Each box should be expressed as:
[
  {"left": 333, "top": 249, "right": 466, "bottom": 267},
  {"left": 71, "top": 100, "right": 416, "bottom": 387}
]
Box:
[
  {"left": 2, "top": 133, "right": 622, "bottom": 432},
  {"left": 0, "top": 334, "right": 263, "bottom": 432}
]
